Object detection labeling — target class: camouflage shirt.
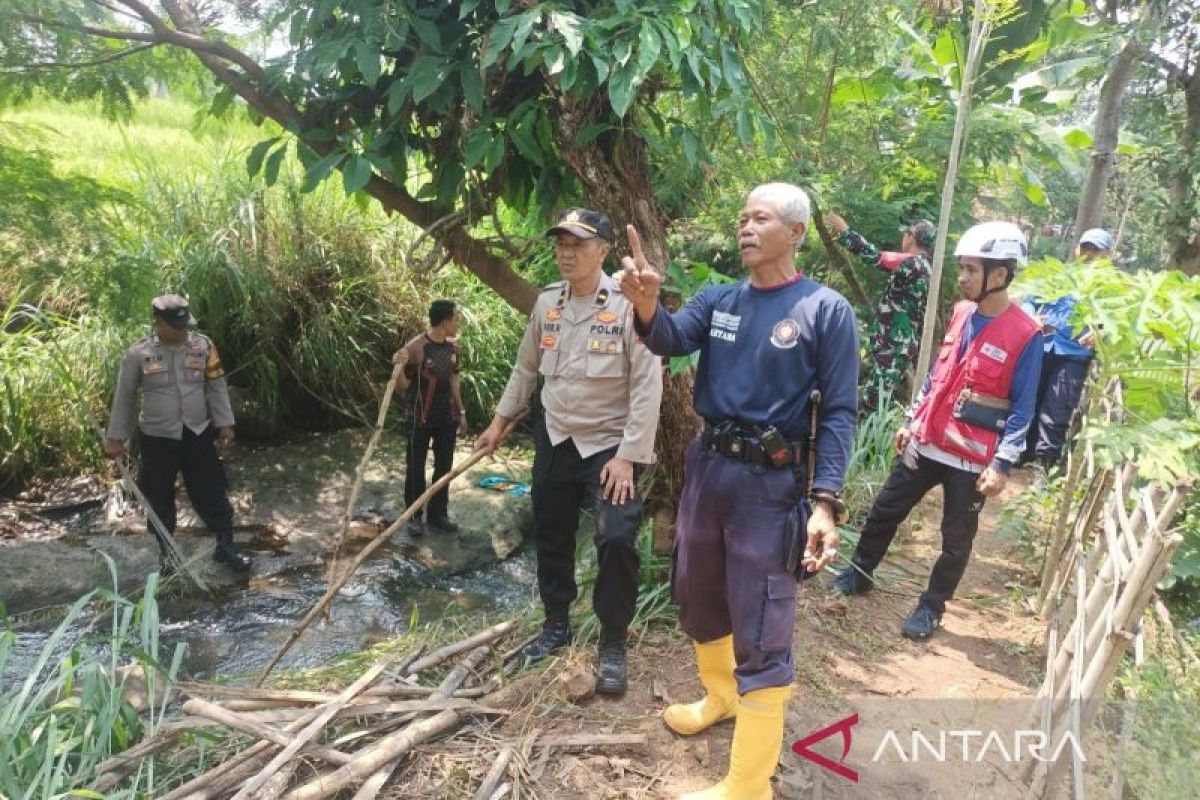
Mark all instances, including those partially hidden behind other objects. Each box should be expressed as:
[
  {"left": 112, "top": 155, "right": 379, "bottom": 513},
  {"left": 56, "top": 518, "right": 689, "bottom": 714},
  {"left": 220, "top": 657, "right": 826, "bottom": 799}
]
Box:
[{"left": 839, "top": 229, "right": 930, "bottom": 412}]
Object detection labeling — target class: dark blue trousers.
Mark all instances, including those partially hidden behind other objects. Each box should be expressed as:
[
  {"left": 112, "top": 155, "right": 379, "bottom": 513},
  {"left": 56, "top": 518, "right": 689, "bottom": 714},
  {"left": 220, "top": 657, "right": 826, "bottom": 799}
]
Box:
[{"left": 672, "top": 439, "right": 807, "bottom": 694}]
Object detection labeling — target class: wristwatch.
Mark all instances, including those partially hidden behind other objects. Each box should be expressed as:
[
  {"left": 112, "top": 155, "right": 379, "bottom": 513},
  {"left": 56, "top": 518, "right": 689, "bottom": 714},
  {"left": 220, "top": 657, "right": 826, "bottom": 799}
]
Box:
[{"left": 810, "top": 490, "right": 848, "bottom": 523}]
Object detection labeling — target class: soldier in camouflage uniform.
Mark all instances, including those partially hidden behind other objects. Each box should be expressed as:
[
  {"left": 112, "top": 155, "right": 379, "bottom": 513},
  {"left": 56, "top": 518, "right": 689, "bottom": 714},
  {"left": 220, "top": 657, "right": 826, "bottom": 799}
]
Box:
[{"left": 826, "top": 213, "right": 934, "bottom": 415}]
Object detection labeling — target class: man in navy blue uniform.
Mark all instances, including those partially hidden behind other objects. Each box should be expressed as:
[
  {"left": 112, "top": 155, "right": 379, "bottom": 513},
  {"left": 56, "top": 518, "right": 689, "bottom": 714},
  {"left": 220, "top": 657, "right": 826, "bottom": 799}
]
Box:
[{"left": 620, "top": 182, "right": 858, "bottom": 800}]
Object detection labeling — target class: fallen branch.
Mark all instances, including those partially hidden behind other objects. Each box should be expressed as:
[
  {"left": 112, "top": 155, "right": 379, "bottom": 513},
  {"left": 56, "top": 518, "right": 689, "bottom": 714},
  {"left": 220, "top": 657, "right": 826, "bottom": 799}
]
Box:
[
  {"left": 233, "top": 655, "right": 399, "bottom": 800},
  {"left": 181, "top": 697, "right": 354, "bottom": 765},
  {"left": 282, "top": 709, "right": 464, "bottom": 800},
  {"left": 403, "top": 620, "right": 518, "bottom": 675},
  {"left": 472, "top": 745, "right": 515, "bottom": 800},
  {"left": 257, "top": 413, "right": 525, "bottom": 685}
]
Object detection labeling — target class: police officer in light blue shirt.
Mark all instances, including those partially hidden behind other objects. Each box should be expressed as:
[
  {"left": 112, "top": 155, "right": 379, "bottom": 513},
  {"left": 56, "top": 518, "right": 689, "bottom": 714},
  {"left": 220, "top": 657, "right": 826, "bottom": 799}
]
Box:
[{"left": 1020, "top": 228, "right": 1108, "bottom": 469}]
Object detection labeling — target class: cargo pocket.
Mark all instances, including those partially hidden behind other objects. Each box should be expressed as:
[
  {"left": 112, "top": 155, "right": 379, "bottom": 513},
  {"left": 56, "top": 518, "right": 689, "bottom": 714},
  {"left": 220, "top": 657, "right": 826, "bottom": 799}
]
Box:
[{"left": 759, "top": 573, "right": 798, "bottom": 651}]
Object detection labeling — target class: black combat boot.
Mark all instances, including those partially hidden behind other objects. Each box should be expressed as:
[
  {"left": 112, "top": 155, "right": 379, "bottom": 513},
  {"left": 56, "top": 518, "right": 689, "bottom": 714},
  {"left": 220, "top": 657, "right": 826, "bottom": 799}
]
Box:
[
  {"left": 212, "top": 530, "right": 251, "bottom": 572},
  {"left": 520, "top": 615, "right": 572, "bottom": 662},
  {"left": 596, "top": 629, "right": 628, "bottom": 695}
]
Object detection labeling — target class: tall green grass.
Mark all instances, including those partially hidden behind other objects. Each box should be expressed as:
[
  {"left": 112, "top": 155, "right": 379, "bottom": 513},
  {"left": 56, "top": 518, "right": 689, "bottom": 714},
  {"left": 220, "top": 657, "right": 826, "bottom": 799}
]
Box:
[
  {"left": 0, "top": 561, "right": 183, "bottom": 798},
  {"left": 1, "top": 97, "right": 527, "bottom": 489}
]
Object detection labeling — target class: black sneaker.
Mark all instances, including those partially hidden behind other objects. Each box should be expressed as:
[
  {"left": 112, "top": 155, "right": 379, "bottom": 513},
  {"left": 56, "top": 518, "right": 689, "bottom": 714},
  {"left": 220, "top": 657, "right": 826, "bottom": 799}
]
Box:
[
  {"left": 427, "top": 515, "right": 459, "bottom": 533},
  {"left": 833, "top": 566, "right": 873, "bottom": 596},
  {"left": 902, "top": 604, "right": 942, "bottom": 640},
  {"left": 596, "top": 632, "right": 628, "bottom": 695},
  {"left": 520, "top": 617, "right": 572, "bottom": 662},
  {"left": 213, "top": 532, "right": 251, "bottom": 572}
]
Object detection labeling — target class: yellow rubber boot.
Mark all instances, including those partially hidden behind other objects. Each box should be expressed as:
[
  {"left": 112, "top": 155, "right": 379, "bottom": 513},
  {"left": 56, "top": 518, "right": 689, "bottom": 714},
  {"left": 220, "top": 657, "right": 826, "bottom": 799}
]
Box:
[
  {"left": 663, "top": 636, "right": 738, "bottom": 735},
  {"left": 680, "top": 685, "right": 791, "bottom": 800}
]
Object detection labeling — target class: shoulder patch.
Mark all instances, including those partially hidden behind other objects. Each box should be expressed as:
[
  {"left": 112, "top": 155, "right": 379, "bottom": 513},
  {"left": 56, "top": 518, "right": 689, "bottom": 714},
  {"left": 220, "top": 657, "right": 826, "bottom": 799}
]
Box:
[{"left": 541, "top": 280, "right": 567, "bottom": 293}]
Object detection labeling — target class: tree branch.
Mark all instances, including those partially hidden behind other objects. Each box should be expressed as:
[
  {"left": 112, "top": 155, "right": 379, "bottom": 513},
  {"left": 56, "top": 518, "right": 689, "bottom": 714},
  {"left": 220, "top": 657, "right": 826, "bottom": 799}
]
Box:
[
  {"left": 21, "top": 14, "right": 159, "bottom": 44},
  {"left": 1137, "top": 47, "right": 1190, "bottom": 87},
  {"left": 17, "top": 43, "right": 158, "bottom": 71}
]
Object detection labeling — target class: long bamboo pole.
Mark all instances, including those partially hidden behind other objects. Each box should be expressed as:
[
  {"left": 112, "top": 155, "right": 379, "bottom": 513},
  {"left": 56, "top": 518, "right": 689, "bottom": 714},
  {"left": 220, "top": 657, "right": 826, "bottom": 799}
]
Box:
[
  {"left": 910, "top": 0, "right": 994, "bottom": 395},
  {"left": 256, "top": 412, "right": 525, "bottom": 685},
  {"left": 325, "top": 361, "right": 405, "bottom": 604}
]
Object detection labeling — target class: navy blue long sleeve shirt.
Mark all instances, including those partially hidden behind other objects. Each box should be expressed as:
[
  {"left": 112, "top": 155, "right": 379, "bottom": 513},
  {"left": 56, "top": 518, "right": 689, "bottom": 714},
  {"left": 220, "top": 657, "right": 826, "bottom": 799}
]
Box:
[{"left": 635, "top": 275, "right": 859, "bottom": 493}]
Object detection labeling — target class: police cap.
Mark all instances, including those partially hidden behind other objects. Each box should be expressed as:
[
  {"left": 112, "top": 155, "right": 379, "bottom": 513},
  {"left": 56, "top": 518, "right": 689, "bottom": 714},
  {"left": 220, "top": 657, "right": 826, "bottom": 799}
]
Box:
[
  {"left": 545, "top": 208, "right": 614, "bottom": 243},
  {"left": 151, "top": 294, "right": 195, "bottom": 329}
]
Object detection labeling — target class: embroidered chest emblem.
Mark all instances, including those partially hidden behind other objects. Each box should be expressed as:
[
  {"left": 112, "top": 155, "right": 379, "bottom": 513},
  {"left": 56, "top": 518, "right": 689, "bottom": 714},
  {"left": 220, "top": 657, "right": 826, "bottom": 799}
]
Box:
[
  {"left": 596, "top": 310, "right": 618, "bottom": 324},
  {"left": 980, "top": 343, "right": 1008, "bottom": 364},
  {"left": 545, "top": 309, "right": 562, "bottom": 321},
  {"left": 770, "top": 318, "right": 800, "bottom": 349}
]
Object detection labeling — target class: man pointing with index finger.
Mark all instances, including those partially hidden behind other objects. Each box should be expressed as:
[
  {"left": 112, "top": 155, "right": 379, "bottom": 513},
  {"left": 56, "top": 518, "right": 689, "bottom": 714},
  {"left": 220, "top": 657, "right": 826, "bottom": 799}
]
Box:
[{"left": 622, "top": 183, "right": 858, "bottom": 800}]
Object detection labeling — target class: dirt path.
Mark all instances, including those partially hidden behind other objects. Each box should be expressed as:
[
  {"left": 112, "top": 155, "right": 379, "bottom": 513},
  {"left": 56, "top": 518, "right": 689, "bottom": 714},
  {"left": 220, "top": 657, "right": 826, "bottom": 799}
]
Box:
[{"left": 428, "top": 473, "right": 1048, "bottom": 799}]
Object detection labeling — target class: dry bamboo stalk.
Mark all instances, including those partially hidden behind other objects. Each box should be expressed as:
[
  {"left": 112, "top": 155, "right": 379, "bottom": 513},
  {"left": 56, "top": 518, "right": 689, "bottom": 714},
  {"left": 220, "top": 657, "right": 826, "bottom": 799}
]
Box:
[
  {"left": 487, "top": 783, "right": 512, "bottom": 800},
  {"left": 257, "top": 412, "right": 525, "bottom": 685},
  {"left": 181, "top": 697, "right": 354, "bottom": 765},
  {"left": 253, "top": 761, "right": 298, "bottom": 800},
  {"left": 326, "top": 361, "right": 405, "bottom": 602},
  {"left": 352, "top": 646, "right": 492, "bottom": 793},
  {"left": 233, "top": 655, "right": 398, "bottom": 800},
  {"left": 403, "top": 621, "right": 517, "bottom": 675},
  {"left": 283, "top": 709, "right": 464, "bottom": 800},
  {"left": 348, "top": 760, "right": 399, "bottom": 800},
  {"left": 1039, "top": 432, "right": 1087, "bottom": 604},
  {"left": 1031, "top": 530, "right": 1183, "bottom": 796},
  {"left": 472, "top": 746, "right": 515, "bottom": 800},
  {"left": 1039, "top": 469, "right": 1113, "bottom": 614}
]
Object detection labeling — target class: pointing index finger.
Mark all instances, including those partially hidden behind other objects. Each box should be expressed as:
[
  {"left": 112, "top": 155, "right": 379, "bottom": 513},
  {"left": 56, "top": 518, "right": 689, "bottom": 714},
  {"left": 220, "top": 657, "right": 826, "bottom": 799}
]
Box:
[{"left": 626, "top": 224, "right": 646, "bottom": 267}]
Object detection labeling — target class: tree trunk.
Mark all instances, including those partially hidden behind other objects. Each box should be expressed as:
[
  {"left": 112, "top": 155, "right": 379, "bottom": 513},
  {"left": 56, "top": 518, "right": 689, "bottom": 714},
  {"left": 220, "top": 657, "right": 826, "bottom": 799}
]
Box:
[
  {"left": 1169, "top": 79, "right": 1200, "bottom": 274},
  {"left": 1072, "top": 40, "right": 1138, "bottom": 251}
]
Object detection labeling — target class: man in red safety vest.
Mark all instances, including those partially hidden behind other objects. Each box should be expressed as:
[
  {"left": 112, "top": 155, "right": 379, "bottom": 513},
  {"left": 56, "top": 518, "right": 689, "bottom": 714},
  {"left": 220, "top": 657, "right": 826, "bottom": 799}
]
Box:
[{"left": 834, "top": 221, "right": 1044, "bottom": 640}]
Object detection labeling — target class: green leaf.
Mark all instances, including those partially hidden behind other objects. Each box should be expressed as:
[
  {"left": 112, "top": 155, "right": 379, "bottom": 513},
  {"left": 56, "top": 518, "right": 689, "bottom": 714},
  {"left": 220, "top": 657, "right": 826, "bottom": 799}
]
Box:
[
  {"left": 463, "top": 127, "right": 493, "bottom": 169},
  {"left": 544, "top": 45, "right": 566, "bottom": 76},
  {"left": 484, "top": 135, "right": 506, "bottom": 171},
  {"left": 460, "top": 65, "right": 484, "bottom": 112},
  {"left": 590, "top": 52, "right": 610, "bottom": 84},
  {"left": 575, "top": 122, "right": 610, "bottom": 146},
  {"left": 408, "top": 56, "right": 447, "bottom": 103},
  {"left": 246, "top": 136, "right": 281, "bottom": 178},
  {"left": 1062, "top": 127, "right": 1093, "bottom": 149},
  {"left": 355, "top": 41, "right": 380, "bottom": 85},
  {"left": 549, "top": 10, "right": 585, "bottom": 56},
  {"left": 608, "top": 60, "right": 640, "bottom": 117},
  {"left": 636, "top": 21, "right": 661, "bottom": 77},
  {"left": 263, "top": 144, "right": 288, "bottom": 187},
  {"left": 68, "top": 791, "right": 106, "bottom": 799},
  {"left": 342, "top": 155, "right": 372, "bottom": 194},
  {"left": 509, "top": 117, "right": 545, "bottom": 166},
  {"left": 511, "top": 9, "right": 541, "bottom": 55},
  {"left": 458, "top": 0, "right": 482, "bottom": 20},
  {"left": 735, "top": 107, "right": 754, "bottom": 144},
  {"left": 301, "top": 150, "right": 344, "bottom": 193},
  {"left": 612, "top": 38, "right": 632, "bottom": 68},
  {"left": 411, "top": 16, "right": 443, "bottom": 52},
  {"left": 210, "top": 86, "right": 236, "bottom": 117},
  {"left": 654, "top": 21, "right": 681, "bottom": 71},
  {"left": 482, "top": 19, "right": 517, "bottom": 69}
]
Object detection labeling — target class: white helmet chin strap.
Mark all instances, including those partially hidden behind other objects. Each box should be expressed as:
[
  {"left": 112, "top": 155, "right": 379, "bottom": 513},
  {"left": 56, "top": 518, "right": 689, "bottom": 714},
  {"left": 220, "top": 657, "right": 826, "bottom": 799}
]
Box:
[{"left": 973, "top": 263, "right": 1012, "bottom": 303}]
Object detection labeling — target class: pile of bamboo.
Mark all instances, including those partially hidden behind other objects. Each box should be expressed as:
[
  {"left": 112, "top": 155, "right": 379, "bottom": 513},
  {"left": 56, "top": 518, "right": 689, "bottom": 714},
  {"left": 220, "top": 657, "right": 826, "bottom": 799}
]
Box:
[{"left": 91, "top": 621, "right": 521, "bottom": 800}]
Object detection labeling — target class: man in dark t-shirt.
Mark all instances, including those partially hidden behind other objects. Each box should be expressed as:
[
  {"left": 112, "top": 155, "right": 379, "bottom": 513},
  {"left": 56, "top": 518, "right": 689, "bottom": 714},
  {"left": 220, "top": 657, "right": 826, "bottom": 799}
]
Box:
[{"left": 394, "top": 300, "right": 467, "bottom": 535}]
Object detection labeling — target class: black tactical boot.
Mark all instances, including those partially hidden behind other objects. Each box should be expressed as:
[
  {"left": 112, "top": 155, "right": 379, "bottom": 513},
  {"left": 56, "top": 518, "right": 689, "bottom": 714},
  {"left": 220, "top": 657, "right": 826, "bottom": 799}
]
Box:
[
  {"left": 596, "top": 630, "right": 628, "bottom": 695},
  {"left": 520, "top": 615, "right": 572, "bottom": 662},
  {"left": 213, "top": 530, "right": 251, "bottom": 572},
  {"left": 427, "top": 514, "right": 459, "bottom": 533}
]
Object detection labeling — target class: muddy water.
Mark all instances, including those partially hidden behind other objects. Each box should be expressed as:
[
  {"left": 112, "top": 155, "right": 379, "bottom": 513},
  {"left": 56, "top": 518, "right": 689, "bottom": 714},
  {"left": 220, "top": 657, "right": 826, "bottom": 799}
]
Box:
[{"left": 3, "top": 529, "right": 538, "bottom": 684}]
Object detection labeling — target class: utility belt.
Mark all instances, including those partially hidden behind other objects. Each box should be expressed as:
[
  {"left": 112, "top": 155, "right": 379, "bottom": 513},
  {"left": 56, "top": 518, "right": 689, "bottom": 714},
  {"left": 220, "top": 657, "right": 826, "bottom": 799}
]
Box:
[{"left": 701, "top": 421, "right": 807, "bottom": 469}]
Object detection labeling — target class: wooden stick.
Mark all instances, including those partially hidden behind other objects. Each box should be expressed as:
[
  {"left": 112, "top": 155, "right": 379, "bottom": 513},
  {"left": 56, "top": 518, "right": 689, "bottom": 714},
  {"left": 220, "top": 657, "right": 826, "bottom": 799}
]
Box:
[
  {"left": 181, "top": 697, "right": 354, "bottom": 765},
  {"left": 349, "top": 761, "right": 399, "bottom": 800},
  {"left": 487, "top": 783, "right": 512, "bottom": 800},
  {"left": 92, "top": 717, "right": 210, "bottom": 791},
  {"left": 282, "top": 709, "right": 464, "bottom": 800},
  {"left": 233, "top": 655, "right": 398, "bottom": 800},
  {"left": 257, "top": 413, "right": 525, "bottom": 685},
  {"left": 403, "top": 620, "right": 517, "bottom": 676},
  {"left": 253, "top": 761, "right": 298, "bottom": 800},
  {"left": 472, "top": 746, "right": 515, "bottom": 800},
  {"left": 325, "top": 361, "right": 404, "bottom": 604}
]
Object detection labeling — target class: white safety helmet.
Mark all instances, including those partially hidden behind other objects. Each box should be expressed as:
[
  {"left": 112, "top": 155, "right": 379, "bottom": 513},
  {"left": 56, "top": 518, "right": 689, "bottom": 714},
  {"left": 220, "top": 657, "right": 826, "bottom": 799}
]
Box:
[{"left": 953, "top": 221, "right": 1029, "bottom": 266}]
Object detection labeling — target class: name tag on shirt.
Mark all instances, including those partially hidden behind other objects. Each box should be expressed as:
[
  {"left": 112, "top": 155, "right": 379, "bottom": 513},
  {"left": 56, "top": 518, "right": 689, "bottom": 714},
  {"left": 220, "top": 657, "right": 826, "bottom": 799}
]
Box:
[
  {"left": 981, "top": 343, "right": 1008, "bottom": 364},
  {"left": 709, "top": 310, "right": 740, "bottom": 342}
]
